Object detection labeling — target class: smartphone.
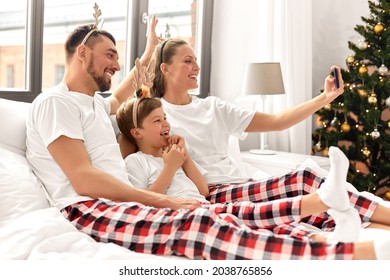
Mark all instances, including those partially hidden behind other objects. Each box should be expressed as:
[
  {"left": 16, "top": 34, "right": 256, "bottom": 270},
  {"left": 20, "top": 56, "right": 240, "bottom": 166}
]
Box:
[{"left": 333, "top": 68, "right": 340, "bottom": 89}]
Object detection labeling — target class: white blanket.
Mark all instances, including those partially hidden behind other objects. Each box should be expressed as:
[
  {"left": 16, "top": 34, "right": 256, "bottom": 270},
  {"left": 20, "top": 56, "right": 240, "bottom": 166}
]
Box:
[
  {"left": 0, "top": 145, "right": 171, "bottom": 260},
  {"left": 0, "top": 207, "right": 166, "bottom": 260}
]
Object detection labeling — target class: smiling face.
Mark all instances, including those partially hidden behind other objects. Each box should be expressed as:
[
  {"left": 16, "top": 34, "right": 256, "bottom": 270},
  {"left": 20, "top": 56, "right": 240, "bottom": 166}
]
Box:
[
  {"left": 85, "top": 36, "right": 120, "bottom": 92},
  {"left": 136, "top": 106, "right": 170, "bottom": 152},
  {"left": 164, "top": 44, "right": 200, "bottom": 92}
]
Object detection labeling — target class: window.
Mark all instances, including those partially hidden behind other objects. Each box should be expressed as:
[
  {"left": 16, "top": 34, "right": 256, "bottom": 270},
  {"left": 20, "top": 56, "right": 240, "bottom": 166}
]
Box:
[
  {"left": 0, "top": 0, "right": 212, "bottom": 101},
  {"left": 141, "top": 0, "right": 213, "bottom": 97},
  {"left": 149, "top": 0, "right": 197, "bottom": 49},
  {"left": 42, "top": 0, "right": 128, "bottom": 90},
  {"left": 54, "top": 65, "right": 65, "bottom": 85},
  {"left": 6, "top": 65, "right": 15, "bottom": 88},
  {"left": 0, "top": 0, "right": 27, "bottom": 92}
]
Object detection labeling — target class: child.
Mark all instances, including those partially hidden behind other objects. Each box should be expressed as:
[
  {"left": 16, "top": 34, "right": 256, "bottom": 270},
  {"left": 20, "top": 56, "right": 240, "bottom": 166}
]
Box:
[{"left": 117, "top": 94, "right": 209, "bottom": 203}]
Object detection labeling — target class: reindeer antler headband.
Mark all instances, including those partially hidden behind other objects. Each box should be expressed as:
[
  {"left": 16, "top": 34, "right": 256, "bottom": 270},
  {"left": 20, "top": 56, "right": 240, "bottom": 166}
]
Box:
[
  {"left": 81, "top": 3, "right": 104, "bottom": 45},
  {"left": 132, "top": 58, "right": 156, "bottom": 128},
  {"left": 159, "top": 23, "right": 172, "bottom": 65}
]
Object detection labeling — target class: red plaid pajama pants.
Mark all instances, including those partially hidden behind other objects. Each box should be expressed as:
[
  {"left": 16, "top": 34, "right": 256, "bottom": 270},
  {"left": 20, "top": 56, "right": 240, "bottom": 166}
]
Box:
[
  {"left": 207, "top": 167, "right": 378, "bottom": 233},
  {"left": 63, "top": 198, "right": 353, "bottom": 260},
  {"left": 61, "top": 167, "right": 377, "bottom": 260}
]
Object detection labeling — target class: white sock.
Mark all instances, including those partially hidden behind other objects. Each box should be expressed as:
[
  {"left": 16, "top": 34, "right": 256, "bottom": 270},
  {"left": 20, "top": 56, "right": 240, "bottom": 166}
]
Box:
[
  {"left": 327, "top": 207, "right": 361, "bottom": 243},
  {"left": 359, "top": 228, "right": 390, "bottom": 260},
  {"left": 317, "top": 146, "right": 350, "bottom": 211}
]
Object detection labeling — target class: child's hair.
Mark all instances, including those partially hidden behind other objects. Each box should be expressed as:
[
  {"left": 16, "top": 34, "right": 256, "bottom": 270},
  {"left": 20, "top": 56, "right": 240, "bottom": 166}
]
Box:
[
  {"left": 116, "top": 97, "right": 162, "bottom": 146},
  {"left": 151, "top": 39, "right": 189, "bottom": 98}
]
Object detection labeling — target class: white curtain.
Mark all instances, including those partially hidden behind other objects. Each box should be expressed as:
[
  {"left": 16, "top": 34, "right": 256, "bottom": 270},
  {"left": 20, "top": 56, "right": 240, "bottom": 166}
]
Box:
[{"left": 210, "top": 0, "right": 313, "bottom": 154}]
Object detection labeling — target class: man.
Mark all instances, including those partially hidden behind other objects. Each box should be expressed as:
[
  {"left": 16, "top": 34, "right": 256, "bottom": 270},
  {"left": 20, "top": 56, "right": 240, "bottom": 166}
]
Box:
[
  {"left": 26, "top": 15, "right": 200, "bottom": 211},
  {"left": 25, "top": 15, "right": 383, "bottom": 260}
]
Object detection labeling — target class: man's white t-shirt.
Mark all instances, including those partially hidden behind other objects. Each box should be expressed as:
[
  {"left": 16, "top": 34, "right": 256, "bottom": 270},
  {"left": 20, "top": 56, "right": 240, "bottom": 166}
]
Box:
[
  {"left": 125, "top": 151, "right": 208, "bottom": 203},
  {"left": 161, "top": 96, "right": 256, "bottom": 184},
  {"left": 26, "top": 83, "right": 129, "bottom": 210}
]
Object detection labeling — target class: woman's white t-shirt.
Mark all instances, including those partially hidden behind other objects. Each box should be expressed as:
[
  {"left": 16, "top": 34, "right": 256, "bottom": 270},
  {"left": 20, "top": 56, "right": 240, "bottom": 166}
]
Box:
[
  {"left": 125, "top": 151, "right": 208, "bottom": 203},
  {"left": 26, "top": 83, "right": 129, "bottom": 210},
  {"left": 161, "top": 96, "right": 255, "bottom": 184}
]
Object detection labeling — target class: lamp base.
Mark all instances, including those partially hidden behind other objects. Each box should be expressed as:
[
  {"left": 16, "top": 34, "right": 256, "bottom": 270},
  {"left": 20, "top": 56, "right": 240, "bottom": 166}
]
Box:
[{"left": 249, "top": 149, "right": 276, "bottom": 155}]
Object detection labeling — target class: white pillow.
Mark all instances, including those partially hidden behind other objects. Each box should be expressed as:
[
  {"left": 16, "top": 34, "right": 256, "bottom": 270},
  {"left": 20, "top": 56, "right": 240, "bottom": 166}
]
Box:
[
  {"left": 0, "top": 98, "right": 31, "bottom": 155},
  {"left": 0, "top": 147, "right": 50, "bottom": 227}
]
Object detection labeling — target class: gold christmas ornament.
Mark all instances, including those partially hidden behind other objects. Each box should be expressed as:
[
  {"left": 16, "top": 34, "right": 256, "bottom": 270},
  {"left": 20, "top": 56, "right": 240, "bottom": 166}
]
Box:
[
  {"left": 314, "top": 132, "right": 322, "bottom": 152},
  {"left": 361, "top": 146, "right": 371, "bottom": 158},
  {"left": 368, "top": 93, "right": 377, "bottom": 105},
  {"left": 384, "top": 191, "right": 390, "bottom": 201},
  {"left": 341, "top": 121, "right": 351, "bottom": 133},
  {"left": 358, "top": 65, "right": 368, "bottom": 75},
  {"left": 314, "top": 142, "right": 322, "bottom": 152},
  {"left": 374, "top": 23, "right": 385, "bottom": 34},
  {"left": 357, "top": 88, "right": 368, "bottom": 97},
  {"left": 346, "top": 55, "right": 356, "bottom": 65},
  {"left": 322, "top": 147, "right": 329, "bottom": 157}
]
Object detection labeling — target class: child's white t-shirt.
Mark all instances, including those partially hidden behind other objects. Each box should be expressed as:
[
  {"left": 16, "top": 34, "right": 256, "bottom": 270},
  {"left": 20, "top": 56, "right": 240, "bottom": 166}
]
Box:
[
  {"left": 26, "top": 83, "right": 129, "bottom": 210},
  {"left": 161, "top": 96, "right": 255, "bottom": 184},
  {"left": 125, "top": 151, "right": 208, "bottom": 203}
]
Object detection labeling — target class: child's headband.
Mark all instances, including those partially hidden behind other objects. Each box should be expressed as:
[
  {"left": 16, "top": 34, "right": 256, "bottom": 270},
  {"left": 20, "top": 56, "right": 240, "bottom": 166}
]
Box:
[{"left": 132, "top": 58, "right": 156, "bottom": 128}]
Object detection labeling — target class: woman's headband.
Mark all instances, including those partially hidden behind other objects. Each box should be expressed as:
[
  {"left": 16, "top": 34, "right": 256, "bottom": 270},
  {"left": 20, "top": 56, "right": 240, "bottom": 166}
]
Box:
[
  {"left": 160, "top": 40, "right": 168, "bottom": 65},
  {"left": 159, "top": 23, "right": 171, "bottom": 65}
]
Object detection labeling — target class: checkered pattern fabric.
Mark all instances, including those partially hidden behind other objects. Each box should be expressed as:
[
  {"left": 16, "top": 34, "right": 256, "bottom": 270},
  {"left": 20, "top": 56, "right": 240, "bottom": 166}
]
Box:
[
  {"left": 61, "top": 167, "right": 377, "bottom": 260},
  {"left": 207, "top": 167, "right": 378, "bottom": 232},
  {"left": 62, "top": 199, "right": 353, "bottom": 260}
]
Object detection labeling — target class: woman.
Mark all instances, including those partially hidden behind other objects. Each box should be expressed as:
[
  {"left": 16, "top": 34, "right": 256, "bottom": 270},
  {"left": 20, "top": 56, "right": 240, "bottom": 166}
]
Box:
[
  {"left": 115, "top": 79, "right": 386, "bottom": 260},
  {"left": 139, "top": 38, "right": 390, "bottom": 234}
]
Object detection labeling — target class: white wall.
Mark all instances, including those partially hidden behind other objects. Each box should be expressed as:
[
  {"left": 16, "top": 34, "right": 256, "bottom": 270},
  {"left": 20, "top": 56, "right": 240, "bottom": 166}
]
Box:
[
  {"left": 211, "top": 0, "right": 371, "bottom": 153},
  {"left": 312, "top": 0, "right": 370, "bottom": 98},
  {"left": 246, "top": 0, "right": 370, "bottom": 152}
]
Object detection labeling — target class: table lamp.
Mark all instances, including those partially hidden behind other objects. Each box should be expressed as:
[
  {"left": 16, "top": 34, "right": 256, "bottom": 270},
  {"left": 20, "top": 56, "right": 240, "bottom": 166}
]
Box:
[{"left": 242, "top": 62, "right": 285, "bottom": 155}]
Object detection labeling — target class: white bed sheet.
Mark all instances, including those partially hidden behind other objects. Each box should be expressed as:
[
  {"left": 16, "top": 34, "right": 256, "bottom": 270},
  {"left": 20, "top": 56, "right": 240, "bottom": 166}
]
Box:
[
  {"left": 0, "top": 145, "right": 178, "bottom": 260},
  {"left": 0, "top": 207, "right": 167, "bottom": 260}
]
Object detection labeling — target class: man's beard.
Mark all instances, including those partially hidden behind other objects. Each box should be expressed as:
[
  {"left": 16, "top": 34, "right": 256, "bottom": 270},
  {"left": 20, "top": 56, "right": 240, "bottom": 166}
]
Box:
[{"left": 87, "top": 59, "right": 112, "bottom": 92}]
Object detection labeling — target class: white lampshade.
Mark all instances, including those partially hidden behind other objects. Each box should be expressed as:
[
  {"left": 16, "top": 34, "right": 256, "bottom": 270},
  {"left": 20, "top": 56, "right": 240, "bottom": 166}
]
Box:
[
  {"left": 242, "top": 62, "right": 285, "bottom": 155},
  {"left": 242, "top": 62, "right": 285, "bottom": 96}
]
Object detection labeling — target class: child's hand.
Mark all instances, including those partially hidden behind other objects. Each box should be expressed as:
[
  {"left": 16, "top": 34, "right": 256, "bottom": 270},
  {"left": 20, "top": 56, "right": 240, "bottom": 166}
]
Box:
[
  {"left": 162, "top": 144, "right": 187, "bottom": 170},
  {"left": 168, "top": 135, "right": 185, "bottom": 149}
]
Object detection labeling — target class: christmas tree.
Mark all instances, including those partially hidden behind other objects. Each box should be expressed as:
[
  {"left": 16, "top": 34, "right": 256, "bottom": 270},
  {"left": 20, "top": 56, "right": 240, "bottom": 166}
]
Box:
[{"left": 313, "top": 0, "right": 390, "bottom": 199}]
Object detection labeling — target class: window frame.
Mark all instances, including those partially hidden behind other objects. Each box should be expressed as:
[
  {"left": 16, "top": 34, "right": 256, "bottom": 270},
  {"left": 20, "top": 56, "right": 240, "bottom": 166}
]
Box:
[
  {"left": 0, "top": 0, "right": 44, "bottom": 102},
  {"left": 0, "top": 0, "right": 212, "bottom": 101},
  {"left": 130, "top": 0, "right": 213, "bottom": 98}
]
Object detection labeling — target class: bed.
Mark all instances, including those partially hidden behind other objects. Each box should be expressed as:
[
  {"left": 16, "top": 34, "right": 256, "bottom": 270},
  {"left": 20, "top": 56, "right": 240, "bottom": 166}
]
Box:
[
  {"left": 0, "top": 97, "right": 172, "bottom": 260},
  {"left": 1, "top": 97, "right": 389, "bottom": 261}
]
